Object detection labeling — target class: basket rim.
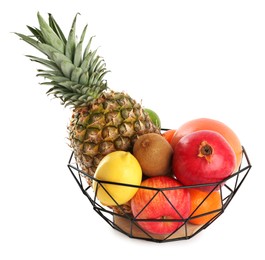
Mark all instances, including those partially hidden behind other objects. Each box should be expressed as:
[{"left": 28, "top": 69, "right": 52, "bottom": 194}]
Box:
[{"left": 67, "top": 146, "right": 251, "bottom": 191}]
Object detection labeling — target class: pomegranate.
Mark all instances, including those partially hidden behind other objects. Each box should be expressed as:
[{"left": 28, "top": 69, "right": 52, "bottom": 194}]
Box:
[
  {"left": 170, "top": 118, "right": 242, "bottom": 172},
  {"left": 172, "top": 130, "right": 236, "bottom": 191}
]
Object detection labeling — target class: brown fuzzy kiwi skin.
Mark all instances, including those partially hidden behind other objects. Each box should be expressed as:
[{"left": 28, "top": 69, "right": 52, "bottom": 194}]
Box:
[{"left": 133, "top": 133, "right": 173, "bottom": 177}]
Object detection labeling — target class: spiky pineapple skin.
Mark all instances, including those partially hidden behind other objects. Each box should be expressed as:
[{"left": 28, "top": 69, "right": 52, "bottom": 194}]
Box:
[{"left": 69, "top": 90, "right": 160, "bottom": 177}]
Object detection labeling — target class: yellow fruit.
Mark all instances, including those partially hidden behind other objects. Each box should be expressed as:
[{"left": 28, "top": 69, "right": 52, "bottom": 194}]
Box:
[{"left": 92, "top": 151, "right": 142, "bottom": 206}]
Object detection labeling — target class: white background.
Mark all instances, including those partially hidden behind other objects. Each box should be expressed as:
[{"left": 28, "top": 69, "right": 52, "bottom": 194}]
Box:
[{"left": 1, "top": 0, "right": 264, "bottom": 259}]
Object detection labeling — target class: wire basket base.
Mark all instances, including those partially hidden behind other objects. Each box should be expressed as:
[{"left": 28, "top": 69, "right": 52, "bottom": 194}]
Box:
[{"left": 67, "top": 146, "right": 251, "bottom": 242}]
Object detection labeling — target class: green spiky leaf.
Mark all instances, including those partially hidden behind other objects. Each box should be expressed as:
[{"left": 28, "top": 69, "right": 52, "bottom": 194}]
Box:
[{"left": 15, "top": 12, "right": 109, "bottom": 107}]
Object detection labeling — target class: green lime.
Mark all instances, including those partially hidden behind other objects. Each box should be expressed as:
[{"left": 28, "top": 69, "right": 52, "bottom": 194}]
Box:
[{"left": 144, "top": 108, "right": 161, "bottom": 128}]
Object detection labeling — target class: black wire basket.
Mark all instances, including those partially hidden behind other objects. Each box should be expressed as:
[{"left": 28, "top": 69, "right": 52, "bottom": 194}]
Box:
[{"left": 67, "top": 143, "right": 251, "bottom": 243}]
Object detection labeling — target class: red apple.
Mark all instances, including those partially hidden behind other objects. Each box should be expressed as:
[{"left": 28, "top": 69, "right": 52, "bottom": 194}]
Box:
[
  {"left": 130, "top": 176, "right": 190, "bottom": 235},
  {"left": 172, "top": 130, "right": 236, "bottom": 191}
]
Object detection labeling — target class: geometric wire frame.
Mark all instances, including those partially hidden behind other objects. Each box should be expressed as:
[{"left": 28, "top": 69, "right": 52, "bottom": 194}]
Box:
[{"left": 67, "top": 145, "right": 251, "bottom": 243}]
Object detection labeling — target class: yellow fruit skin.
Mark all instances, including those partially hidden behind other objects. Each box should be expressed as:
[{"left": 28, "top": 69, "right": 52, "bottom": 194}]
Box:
[{"left": 92, "top": 151, "right": 142, "bottom": 206}]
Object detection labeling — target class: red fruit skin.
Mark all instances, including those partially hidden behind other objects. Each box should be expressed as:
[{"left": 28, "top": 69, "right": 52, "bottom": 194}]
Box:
[
  {"left": 130, "top": 176, "right": 190, "bottom": 235},
  {"left": 170, "top": 118, "right": 242, "bottom": 172},
  {"left": 172, "top": 130, "right": 236, "bottom": 192}
]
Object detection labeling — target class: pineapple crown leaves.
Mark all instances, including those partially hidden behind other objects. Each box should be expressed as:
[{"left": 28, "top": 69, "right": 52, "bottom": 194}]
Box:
[{"left": 15, "top": 12, "right": 109, "bottom": 107}]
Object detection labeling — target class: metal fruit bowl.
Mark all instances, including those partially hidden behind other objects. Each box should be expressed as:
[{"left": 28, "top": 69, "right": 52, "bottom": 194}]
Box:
[{"left": 67, "top": 145, "right": 251, "bottom": 243}]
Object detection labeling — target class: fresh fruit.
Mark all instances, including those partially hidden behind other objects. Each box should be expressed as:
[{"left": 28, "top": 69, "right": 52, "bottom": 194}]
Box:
[
  {"left": 133, "top": 133, "right": 173, "bottom": 177},
  {"left": 130, "top": 176, "right": 190, "bottom": 235},
  {"left": 162, "top": 129, "right": 176, "bottom": 144},
  {"left": 144, "top": 108, "right": 161, "bottom": 128},
  {"left": 92, "top": 151, "right": 142, "bottom": 206},
  {"left": 16, "top": 13, "right": 160, "bottom": 179},
  {"left": 172, "top": 130, "right": 236, "bottom": 191},
  {"left": 171, "top": 118, "right": 242, "bottom": 171},
  {"left": 189, "top": 188, "right": 222, "bottom": 225}
]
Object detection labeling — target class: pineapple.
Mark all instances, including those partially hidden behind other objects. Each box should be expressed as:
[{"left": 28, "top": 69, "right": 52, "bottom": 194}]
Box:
[{"left": 16, "top": 12, "right": 160, "bottom": 179}]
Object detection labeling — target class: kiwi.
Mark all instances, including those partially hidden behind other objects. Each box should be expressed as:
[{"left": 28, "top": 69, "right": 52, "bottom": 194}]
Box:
[{"left": 133, "top": 133, "right": 173, "bottom": 177}]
